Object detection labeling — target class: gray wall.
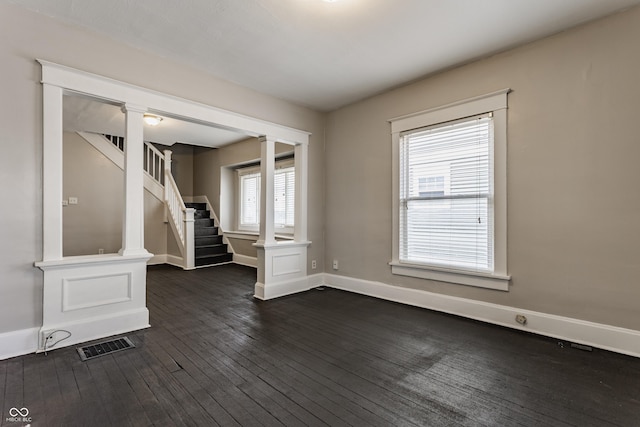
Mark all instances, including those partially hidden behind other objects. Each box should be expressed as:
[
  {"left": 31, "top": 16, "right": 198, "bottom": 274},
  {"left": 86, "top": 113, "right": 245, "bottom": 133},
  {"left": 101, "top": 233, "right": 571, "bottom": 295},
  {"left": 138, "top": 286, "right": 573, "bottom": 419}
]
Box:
[
  {"left": 0, "top": 3, "right": 324, "bottom": 335},
  {"left": 324, "top": 6, "right": 640, "bottom": 330},
  {"left": 169, "top": 143, "right": 195, "bottom": 197},
  {"left": 63, "top": 131, "right": 124, "bottom": 256},
  {"left": 63, "top": 132, "right": 167, "bottom": 258},
  {"left": 3, "top": 0, "right": 637, "bottom": 341}
]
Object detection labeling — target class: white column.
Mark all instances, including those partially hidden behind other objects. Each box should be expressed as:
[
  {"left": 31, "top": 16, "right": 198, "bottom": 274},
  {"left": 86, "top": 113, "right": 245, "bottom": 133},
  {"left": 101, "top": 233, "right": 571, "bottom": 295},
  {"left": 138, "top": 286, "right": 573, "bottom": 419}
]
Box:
[
  {"left": 42, "top": 84, "right": 64, "bottom": 261},
  {"left": 119, "top": 103, "right": 149, "bottom": 256},
  {"left": 294, "top": 142, "right": 309, "bottom": 242},
  {"left": 257, "top": 136, "right": 276, "bottom": 245}
]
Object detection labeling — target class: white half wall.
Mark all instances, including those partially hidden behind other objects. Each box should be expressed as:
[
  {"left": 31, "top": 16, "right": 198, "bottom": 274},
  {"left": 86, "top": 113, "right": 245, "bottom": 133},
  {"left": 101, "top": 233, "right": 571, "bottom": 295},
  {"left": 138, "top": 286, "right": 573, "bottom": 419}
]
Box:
[{"left": 35, "top": 254, "right": 151, "bottom": 353}]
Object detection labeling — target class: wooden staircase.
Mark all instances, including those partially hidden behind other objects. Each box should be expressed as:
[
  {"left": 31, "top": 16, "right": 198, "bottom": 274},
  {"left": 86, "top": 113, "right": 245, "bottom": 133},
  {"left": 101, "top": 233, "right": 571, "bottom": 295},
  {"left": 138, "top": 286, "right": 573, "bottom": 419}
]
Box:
[{"left": 186, "top": 202, "right": 233, "bottom": 267}]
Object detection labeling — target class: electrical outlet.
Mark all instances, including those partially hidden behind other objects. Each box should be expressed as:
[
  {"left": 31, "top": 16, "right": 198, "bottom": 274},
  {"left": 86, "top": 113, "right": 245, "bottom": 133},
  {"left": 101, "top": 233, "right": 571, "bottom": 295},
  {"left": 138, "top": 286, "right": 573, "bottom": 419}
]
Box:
[
  {"left": 68, "top": 196, "right": 78, "bottom": 205},
  {"left": 98, "top": 248, "right": 104, "bottom": 254},
  {"left": 332, "top": 259, "right": 339, "bottom": 270},
  {"left": 311, "top": 260, "right": 317, "bottom": 269},
  {"left": 515, "top": 314, "right": 527, "bottom": 325}
]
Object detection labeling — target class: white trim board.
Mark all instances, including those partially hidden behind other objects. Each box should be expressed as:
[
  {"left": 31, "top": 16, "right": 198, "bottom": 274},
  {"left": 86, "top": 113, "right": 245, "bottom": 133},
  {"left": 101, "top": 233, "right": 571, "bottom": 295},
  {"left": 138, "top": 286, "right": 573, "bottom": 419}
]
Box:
[
  {"left": 233, "top": 254, "right": 258, "bottom": 268},
  {"left": 0, "top": 327, "right": 39, "bottom": 360},
  {"left": 40, "top": 60, "right": 311, "bottom": 146},
  {"left": 254, "top": 273, "right": 324, "bottom": 300},
  {"left": 322, "top": 273, "right": 640, "bottom": 358}
]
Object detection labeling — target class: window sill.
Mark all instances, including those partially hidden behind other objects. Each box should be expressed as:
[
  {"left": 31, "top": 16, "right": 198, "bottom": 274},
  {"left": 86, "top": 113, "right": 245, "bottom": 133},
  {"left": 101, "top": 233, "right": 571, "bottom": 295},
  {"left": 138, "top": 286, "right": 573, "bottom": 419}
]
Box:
[
  {"left": 389, "top": 261, "right": 510, "bottom": 291},
  {"left": 226, "top": 231, "right": 294, "bottom": 241}
]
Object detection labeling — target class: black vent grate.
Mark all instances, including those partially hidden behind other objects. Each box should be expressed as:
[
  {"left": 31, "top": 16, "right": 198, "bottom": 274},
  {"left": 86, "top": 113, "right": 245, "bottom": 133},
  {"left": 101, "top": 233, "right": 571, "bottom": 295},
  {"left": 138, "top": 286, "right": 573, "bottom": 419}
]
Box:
[{"left": 77, "top": 337, "right": 135, "bottom": 361}]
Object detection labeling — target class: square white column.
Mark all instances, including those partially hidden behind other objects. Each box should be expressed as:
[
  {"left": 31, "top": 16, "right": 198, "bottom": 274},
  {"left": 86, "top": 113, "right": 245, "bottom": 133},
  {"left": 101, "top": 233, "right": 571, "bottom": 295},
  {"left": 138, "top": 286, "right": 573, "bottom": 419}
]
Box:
[
  {"left": 119, "top": 103, "right": 150, "bottom": 256},
  {"left": 294, "top": 142, "right": 309, "bottom": 243},
  {"left": 41, "top": 84, "right": 64, "bottom": 261},
  {"left": 257, "top": 136, "right": 276, "bottom": 245}
]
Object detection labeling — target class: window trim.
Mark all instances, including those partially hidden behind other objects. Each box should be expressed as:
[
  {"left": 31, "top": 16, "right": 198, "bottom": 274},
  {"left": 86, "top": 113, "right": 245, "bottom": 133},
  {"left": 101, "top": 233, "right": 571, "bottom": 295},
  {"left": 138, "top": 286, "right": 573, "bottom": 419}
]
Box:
[
  {"left": 236, "top": 159, "right": 295, "bottom": 235},
  {"left": 237, "top": 165, "right": 261, "bottom": 232},
  {"left": 389, "top": 89, "right": 511, "bottom": 291}
]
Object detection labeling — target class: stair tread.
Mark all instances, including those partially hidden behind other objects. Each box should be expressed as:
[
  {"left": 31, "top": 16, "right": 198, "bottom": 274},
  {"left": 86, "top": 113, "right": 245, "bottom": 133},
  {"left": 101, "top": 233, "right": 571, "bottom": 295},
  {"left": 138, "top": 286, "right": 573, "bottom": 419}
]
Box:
[{"left": 196, "top": 254, "right": 233, "bottom": 263}]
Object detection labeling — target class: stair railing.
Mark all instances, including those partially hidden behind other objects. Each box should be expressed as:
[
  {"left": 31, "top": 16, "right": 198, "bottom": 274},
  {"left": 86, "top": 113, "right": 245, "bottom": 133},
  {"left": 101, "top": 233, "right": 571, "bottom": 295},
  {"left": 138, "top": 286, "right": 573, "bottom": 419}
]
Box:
[
  {"left": 103, "top": 133, "right": 165, "bottom": 187},
  {"left": 144, "top": 142, "right": 165, "bottom": 185},
  {"left": 163, "top": 150, "right": 195, "bottom": 269}
]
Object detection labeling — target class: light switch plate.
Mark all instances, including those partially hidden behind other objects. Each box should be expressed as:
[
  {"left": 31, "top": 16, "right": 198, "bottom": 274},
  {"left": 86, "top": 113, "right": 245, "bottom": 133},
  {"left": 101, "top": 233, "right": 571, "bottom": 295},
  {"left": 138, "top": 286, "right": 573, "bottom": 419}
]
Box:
[{"left": 68, "top": 197, "right": 78, "bottom": 205}]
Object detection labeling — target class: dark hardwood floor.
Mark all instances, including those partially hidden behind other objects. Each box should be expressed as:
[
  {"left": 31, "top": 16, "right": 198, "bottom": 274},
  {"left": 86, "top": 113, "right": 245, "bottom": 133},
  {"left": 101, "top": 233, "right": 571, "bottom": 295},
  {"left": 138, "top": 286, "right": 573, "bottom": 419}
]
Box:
[{"left": 2, "top": 264, "right": 639, "bottom": 426}]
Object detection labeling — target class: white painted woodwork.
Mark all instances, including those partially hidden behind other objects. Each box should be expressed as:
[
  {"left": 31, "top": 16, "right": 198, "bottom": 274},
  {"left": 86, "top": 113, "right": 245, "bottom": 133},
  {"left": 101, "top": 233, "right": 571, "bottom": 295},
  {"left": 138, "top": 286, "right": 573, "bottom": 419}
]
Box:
[
  {"left": 35, "top": 254, "right": 150, "bottom": 352},
  {"left": 389, "top": 89, "right": 510, "bottom": 290},
  {"left": 119, "top": 103, "right": 150, "bottom": 257},
  {"left": 36, "top": 60, "right": 310, "bottom": 355},
  {"left": 257, "top": 136, "right": 276, "bottom": 245},
  {"left": 163, "top": 151, "right": 195, "bottom": 270},
  {"left": 294, "top": 142, "right": 308, "bottom": 242},
  {"left": 184, "top": 209, "right": 195, "bottom": 270},
  {"left": 42, "top": 84, "right": 64, "bottom": 261},
  {"left": 38, "top": 60, "right": 310, "bottom": 145},
  {"left": 254, "top": 241, "right": 311, "bottom": 300},
  {"left": 253, "top": 135, "right": 311, "bottom": 300}
]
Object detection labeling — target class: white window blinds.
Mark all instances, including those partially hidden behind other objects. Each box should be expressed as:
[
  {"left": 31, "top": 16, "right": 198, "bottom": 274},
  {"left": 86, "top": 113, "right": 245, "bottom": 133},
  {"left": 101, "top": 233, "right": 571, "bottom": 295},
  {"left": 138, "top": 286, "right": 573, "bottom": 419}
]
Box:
[
  {"left": 240, "top": 172, "right": 260, "bottom": 228},
  {"left": 274, "top": 166, "right": 295, "bottom": 228},
  {"left": 239, "top": 165, "right": 295, "bottom": 230},
  {"left": 399, "top": 114, "right": 494, "bottom": 271}
]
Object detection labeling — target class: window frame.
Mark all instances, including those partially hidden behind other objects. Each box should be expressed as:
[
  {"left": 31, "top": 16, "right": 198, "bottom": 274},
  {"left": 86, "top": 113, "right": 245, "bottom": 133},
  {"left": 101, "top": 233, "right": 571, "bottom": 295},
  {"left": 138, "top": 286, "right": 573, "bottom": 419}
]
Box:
[
  {"left": 237, "top": 165, "right": 261, "bottom": 232},
  {"left": 236, "top": 159, "right": 295, "bottom": 235},
  {"left": 389, "top": 89, "right": 511, "bottom": 291}
]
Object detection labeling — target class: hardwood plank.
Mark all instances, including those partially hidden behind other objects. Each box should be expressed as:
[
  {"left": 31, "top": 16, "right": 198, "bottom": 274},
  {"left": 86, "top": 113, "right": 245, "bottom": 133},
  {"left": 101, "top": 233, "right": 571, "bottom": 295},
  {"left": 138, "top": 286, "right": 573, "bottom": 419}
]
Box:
[
  {"left": 2, "top": 359, "right": 23, "bottom": 425},
  {"left": 120, "top": 345, "right": 190, "bottom": 427},
  {"left": 3, "top": 263, "right": 640, "bottom": 427}
]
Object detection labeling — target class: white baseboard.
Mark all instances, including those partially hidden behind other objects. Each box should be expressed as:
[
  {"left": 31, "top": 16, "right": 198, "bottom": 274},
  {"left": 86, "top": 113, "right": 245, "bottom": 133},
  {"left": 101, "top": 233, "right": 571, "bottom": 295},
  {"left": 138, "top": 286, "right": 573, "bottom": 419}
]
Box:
[
  {"left": 164, "top": 254, "right": 185, "bottom": 269},
  {"left": 147, "top": 254, "right": 167, "bottom": 265},
  {"left": 233, "top": 254, "right": 257, "bottom": 268},
  {"left": 322, "top": 273, "right": 640, "bottom": 358},
  {"left": 7, "top": 270, "right": 636, "bottom": 360},
  {"left": 36, "top": 308, "right": 150, "bottom": 353},
  {"left": 0, "top": 327, "right": 39, "bottom": 360},
  {"left": 254, "top": 273, "right": 324, "bottom": 300}
]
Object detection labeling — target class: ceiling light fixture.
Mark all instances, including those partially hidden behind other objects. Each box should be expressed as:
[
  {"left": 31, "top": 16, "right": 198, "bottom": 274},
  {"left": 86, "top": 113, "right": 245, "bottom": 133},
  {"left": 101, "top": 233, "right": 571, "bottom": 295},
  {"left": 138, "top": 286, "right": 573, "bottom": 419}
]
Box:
[{"left": 143, "top": 113, "right": 163, "bottom": 126}]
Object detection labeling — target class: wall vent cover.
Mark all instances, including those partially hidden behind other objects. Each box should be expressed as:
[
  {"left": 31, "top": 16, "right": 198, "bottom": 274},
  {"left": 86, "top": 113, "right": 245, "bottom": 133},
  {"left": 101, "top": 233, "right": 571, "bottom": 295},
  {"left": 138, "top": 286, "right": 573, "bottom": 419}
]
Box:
[{"left": 77, "top": 337, "right": 135, "bottom": 361}]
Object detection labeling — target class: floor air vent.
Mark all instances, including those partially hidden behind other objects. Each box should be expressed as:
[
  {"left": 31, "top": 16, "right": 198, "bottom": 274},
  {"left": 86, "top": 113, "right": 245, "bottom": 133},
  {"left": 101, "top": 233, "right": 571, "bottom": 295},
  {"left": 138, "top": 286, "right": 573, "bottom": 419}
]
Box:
[{"left": 77, "top": 337, "right": 135, "bottom": 361}]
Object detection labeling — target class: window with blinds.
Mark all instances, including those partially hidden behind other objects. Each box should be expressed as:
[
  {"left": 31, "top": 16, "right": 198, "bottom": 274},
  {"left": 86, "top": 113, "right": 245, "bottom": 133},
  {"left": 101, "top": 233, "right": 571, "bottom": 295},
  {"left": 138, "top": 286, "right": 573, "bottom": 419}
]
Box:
[
  {"left": 238, "top": 164, "right": 295, "bottom": 231},
  {"left": 399, "top": 113, "right": 494, "bottom": 272},
  {"left": 240, "top": 171, "right": 260, "bottom": 228},
  {"left": 274, "top": 166, "right": 295, "bottom": 228}
]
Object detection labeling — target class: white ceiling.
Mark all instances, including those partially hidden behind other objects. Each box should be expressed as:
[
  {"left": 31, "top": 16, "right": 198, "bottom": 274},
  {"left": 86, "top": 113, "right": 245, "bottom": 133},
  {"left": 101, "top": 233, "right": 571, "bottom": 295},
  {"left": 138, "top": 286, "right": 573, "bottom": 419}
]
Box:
[
  {"left": 8, "top": 0, "right": 640, "bottom": 112},
  {"left": 63, "top": 95, "right": 251, "bottom": 148}
]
